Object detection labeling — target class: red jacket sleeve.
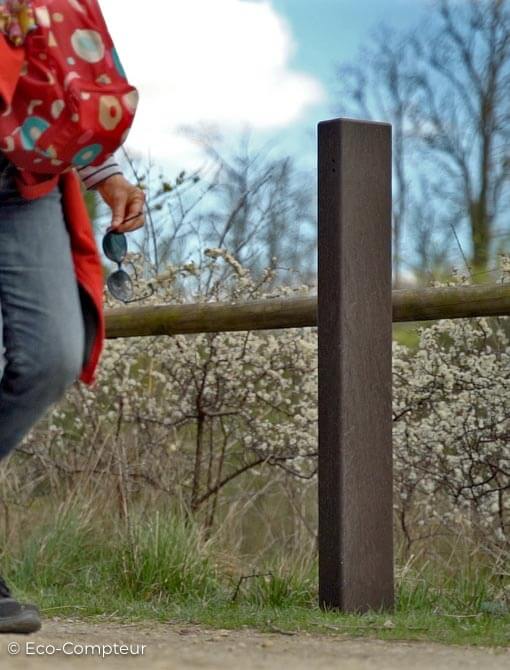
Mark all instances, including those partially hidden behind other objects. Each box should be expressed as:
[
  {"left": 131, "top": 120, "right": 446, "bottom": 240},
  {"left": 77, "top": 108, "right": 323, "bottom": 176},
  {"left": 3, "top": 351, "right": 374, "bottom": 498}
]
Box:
[{"left": 0, "top": 35, "right": 24, "bottom": 111}]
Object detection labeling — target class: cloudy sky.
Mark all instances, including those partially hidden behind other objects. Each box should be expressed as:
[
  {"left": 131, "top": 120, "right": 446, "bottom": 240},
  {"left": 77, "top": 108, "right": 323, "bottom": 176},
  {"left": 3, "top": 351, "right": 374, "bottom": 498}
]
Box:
[{"left": 100, "top": 0, "right": 430, "bottom": 176}]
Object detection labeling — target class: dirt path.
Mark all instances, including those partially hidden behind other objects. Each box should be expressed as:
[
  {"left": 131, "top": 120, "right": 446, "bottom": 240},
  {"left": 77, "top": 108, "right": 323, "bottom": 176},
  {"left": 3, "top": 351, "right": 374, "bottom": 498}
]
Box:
[{"left": 0, "top": 620, "right": 508, "bottom": 669}]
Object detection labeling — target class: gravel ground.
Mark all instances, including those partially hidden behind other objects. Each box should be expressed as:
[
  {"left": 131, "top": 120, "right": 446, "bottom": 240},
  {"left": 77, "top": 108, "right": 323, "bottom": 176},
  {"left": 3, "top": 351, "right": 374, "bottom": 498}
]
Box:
[{"left": 0, "top": 620, "right": 508, "bottom": 669}]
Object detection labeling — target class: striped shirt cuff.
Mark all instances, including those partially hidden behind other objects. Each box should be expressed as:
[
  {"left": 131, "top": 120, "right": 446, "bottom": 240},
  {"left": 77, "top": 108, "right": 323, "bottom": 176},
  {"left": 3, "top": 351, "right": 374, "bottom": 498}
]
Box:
[{"left": 76, "top": 155, "right": 123, "bottom": 190}]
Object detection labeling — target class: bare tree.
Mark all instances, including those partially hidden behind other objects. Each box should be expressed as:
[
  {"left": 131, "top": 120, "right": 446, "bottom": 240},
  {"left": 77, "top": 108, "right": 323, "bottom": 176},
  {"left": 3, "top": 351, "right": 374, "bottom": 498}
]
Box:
[
  {"left": 406, "top": 0, "right": 510, "bottom": 276},
  {"left": 334, "top": 25, "right": 419, "bottom": 287},
  {"left": 409, "top": 176, "right": 452, "bottom": 283},
  {"left": 178, "top": 124, "right": 317, "bottom": 284},
  {"left": 336, "top": 0, "right": 510, "bottom": 282},
  {"left": 98, "top": 127, "right": 316, "bottom": 288}
]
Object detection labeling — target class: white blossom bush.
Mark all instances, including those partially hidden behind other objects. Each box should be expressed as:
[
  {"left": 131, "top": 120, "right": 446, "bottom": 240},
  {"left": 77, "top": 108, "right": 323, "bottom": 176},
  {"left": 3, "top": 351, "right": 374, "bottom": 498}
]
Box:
[
  {"left": 15, "top": 250, "right": 317, "bottom": 529},
  {"left": 9, "top": 250, "right": 510, "bottom": 558},
  {"left": 393, "top": 268, "right": 510, "bottom": 555}
]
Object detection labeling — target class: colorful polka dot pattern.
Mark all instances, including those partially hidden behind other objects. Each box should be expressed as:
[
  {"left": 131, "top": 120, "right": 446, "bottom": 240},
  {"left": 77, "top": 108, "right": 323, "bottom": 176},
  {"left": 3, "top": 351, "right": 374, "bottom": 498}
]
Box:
[{"left": 0, "top": 0, "right": 138, "bottom": 175}]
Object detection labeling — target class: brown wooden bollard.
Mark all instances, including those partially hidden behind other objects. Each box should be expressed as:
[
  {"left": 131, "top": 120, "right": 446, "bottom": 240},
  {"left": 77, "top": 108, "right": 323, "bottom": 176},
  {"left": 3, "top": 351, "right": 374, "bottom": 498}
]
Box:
[{"left": 318, "top": 118, "right": 393, "bottom": 612}]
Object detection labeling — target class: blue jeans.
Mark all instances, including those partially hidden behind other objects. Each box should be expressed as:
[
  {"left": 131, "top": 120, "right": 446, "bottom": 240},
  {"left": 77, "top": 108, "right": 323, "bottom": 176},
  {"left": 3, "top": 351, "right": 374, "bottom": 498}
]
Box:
[{"left": 0, "top": 154, "right": 87, "bottom": 459}]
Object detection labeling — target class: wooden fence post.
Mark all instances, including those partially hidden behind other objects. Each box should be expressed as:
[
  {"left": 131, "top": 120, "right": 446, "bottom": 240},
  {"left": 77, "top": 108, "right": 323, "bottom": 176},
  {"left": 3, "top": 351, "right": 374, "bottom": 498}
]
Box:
[{"left": 318, "top": 118, "right": 393, "bottom": 612}]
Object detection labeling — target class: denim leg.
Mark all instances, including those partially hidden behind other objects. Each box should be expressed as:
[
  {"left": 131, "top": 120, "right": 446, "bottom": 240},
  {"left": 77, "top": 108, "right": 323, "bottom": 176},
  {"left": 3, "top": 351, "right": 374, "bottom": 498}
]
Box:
[{"left": 0, "top": 162, "right": 86, "bottom": 459}]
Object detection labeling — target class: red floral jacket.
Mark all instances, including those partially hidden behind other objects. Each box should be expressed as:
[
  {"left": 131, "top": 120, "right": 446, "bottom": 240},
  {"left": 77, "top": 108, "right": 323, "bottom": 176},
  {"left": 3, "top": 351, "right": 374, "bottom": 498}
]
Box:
[{"left": 0, "top": 34, "right": 105, "bottom": 386}]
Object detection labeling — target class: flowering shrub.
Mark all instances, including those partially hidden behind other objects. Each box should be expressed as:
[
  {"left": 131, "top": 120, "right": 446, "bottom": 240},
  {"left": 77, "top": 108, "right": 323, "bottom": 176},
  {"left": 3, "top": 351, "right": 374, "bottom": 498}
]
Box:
[
  {"left": 393, "top": 265, "right": 510, "bottom": 555},
  {"left": 16, "top": 249, "right": 317, "bottom": 530},
  {"left": 9, "top": 252, "right": 510, "bottom": 556},
  {"left": 393, "top": 313, "right": 510, "bottom": 554}
]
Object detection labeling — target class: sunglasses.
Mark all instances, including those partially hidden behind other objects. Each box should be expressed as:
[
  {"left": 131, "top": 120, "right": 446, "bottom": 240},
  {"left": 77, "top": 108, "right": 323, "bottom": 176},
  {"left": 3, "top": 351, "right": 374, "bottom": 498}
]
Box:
[{"left": 102, "top": 213, "right": 154, "bottom": 303}]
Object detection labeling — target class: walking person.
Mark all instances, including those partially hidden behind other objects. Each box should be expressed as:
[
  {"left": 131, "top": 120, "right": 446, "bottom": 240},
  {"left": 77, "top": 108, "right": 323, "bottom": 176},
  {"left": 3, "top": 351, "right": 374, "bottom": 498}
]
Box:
[{"left": 0, "top": 0, "right": 144, "bottom": 633}]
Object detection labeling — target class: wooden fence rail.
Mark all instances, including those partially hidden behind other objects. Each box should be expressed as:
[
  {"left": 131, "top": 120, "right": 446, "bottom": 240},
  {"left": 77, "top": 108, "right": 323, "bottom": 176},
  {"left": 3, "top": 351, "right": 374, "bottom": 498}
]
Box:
[
  {"left": 104, "top": 296, "right": 316, "bottom": 338},
  {"left": 103, "top": 118, "right": 510, "bottom": 615},
  {"left": 105, "top": 283, "right": 510, "bottom": 338}
]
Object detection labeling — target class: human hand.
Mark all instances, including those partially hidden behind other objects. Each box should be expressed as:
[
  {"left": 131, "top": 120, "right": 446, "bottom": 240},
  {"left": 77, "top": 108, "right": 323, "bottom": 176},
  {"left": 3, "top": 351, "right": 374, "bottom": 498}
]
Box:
[{"left": 95, "top": 174, "right": 145, "bottom": 233}]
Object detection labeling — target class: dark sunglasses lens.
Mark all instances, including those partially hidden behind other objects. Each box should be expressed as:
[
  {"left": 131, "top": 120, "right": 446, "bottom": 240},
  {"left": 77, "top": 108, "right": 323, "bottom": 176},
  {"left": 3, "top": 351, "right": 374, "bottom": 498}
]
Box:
[
  {"left": 107, "top": 269, "right": 133, "bottom": 302},
  {"left": 103, "top": 231, "right": 127, "bottom": 262}
]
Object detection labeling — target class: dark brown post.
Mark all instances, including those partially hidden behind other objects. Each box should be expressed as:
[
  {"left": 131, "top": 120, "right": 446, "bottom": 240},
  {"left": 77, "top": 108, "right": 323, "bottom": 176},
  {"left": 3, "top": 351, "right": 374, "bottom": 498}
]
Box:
[{"left": 318, "top": 118, "right": 393, "bottom": 612}]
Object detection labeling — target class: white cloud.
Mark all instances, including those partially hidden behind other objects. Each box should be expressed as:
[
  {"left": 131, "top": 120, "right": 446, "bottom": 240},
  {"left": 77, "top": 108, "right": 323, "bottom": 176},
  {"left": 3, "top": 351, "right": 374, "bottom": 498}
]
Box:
[{"left": 99, "top": 0, "right": 326, "bottom": 170}]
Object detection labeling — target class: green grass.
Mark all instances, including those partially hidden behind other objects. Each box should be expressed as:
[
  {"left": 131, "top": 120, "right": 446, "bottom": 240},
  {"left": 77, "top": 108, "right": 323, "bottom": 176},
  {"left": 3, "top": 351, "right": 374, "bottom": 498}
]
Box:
[
  {"left": 393, "top": 322, "right": 422, "bottom": 349},
  {"left": 1, "top": 506, "right": 509, "bottom": 647}
]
